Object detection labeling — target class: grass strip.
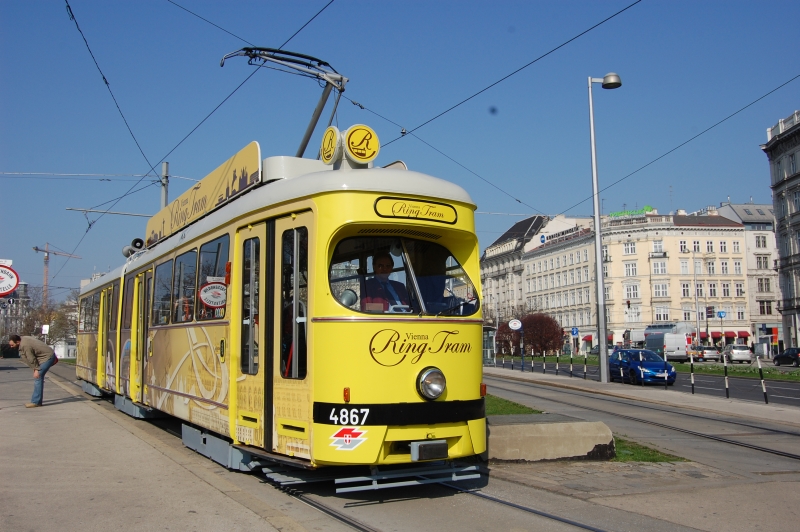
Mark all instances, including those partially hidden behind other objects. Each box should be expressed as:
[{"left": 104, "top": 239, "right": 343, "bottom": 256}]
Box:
[
  {"left": 485, "top": 394, "right": 542, "bottom": 415},
  {"left": 613, "top": 437, "right": 687, "bottom": 462},
  {"left": 673, "top": 363, "right": 800, "bottom": 382},
  {"left": 59, "top": 358, "right": 76, "bottom": 366}
]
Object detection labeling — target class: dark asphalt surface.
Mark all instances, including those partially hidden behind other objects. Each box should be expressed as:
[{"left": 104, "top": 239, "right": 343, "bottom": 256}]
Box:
[{"left": 489, "top": 358, "right": 800, "bottom": 407}]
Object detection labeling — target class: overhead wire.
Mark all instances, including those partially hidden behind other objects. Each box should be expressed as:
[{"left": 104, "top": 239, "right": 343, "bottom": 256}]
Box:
[
  {"left": 381, "top": 0, "right": 643, "bottom": 148},
  {"left": 52, "top": 0, "right": 336, "bottom": 285}
]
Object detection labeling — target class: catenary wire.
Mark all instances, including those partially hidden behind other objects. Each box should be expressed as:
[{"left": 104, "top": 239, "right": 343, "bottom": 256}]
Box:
[
  {"left": 381, "top": 0, "right": 643, "bottom": 148},
  {"left": 166, "top": 0, "right": 255, "bottom": 46}
]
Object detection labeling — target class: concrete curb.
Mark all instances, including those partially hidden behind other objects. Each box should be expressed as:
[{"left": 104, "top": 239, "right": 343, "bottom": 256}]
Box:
[{"left": 483, "top": 366, "right": 800, "bottom": 430}]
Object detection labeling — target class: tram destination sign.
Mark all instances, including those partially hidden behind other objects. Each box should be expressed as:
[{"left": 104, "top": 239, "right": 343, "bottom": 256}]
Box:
[
  {"left": 374, "top": 197, "right": 457, "bottom": 224},
  {"left": 145, "top": 141, "right": 262, "bottom": 246}
]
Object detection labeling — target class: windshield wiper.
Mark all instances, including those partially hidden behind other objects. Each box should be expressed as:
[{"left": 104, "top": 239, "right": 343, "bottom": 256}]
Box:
[{"left": 436, "top": 297, "right": 477, "bottom": 317}]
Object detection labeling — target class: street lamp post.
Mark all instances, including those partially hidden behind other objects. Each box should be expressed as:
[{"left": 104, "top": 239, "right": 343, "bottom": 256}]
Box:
[{"left": 588, "top": 72, "right": 621, "bottom": 384}]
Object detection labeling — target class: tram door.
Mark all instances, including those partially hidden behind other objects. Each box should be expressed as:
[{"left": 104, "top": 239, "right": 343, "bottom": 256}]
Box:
[
  {"left": 130, "top": 270, "right": 152, "bottom": 404},
  {"left": 236, "top": 222, "right": 267, "bottom": 448},
  {"left": 270, "top": 213, "right": 312, "bottom": 458},
  {"left": 96, "top": 290, "right": 107, "bottom": 390}
]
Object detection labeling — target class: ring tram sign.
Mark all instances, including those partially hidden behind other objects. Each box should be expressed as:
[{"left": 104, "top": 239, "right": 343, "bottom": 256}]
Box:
[
  {"left": 0, "top": 265, "right": 20, "bottom": 297},
  {"left": 508, "top": 319, "right": 522, "bottom": 331}
]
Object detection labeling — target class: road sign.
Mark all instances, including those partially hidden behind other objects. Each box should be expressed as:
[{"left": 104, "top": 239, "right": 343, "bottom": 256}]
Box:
[
  {"left": 540, "top": 235, "right": 546, "bottom": 244},
  {"left": 508, "top": 319, "right": 522, "bottom": 331},
  {"left": 717, "top": 311, "right": 727, "bottom": 319},
  {"left": 571, "top": 327, "right": 579, "bottom": 337}
]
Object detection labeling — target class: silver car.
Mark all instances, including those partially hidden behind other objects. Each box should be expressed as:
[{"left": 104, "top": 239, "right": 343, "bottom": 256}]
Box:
[{"left": 723, "top": 344, "right": 753, "bottom": 364}]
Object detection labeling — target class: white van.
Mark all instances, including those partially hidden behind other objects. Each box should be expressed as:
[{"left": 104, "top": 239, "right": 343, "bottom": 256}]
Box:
[{"left": 645, "top": 332, "right": 690, "bottom": 362}]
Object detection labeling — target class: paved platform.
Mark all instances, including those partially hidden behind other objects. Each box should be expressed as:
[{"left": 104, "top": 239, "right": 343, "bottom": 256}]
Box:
[{"left": 484, "top": 366, "right": 800, "bottom": 428}]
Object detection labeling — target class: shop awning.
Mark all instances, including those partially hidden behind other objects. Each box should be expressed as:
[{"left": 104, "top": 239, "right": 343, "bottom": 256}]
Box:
[
  {"left": 699, "top": 332, "right": 709, "bottom": 339},
  {"left": 724, "top": 331, "right": 736, "bottom": 338},
  {"left": 738, "top": 331, "right": 750, "bottom": 338},
  {"left": 711, "top": 331, "right": 722, "bottom": 339},
  {"left": 608, "top": 334, "right": 614, "bottom": 341},
  {"left": 582, "top": 335, "right": 592, "bottom": 341}
]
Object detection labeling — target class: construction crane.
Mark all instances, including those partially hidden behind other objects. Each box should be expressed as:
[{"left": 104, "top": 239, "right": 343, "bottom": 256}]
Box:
[{"left": 32, "top": 243, "right": 81, "bottom": 305}]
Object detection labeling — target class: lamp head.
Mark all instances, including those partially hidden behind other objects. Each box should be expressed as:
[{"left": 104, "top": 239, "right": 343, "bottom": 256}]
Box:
[{"left": 601, "top": 72, "right": 622, "bottom": 89}]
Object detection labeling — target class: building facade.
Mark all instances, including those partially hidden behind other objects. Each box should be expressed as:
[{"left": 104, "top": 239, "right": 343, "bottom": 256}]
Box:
[
  {"left": 480, "top": 215, "right": 547, "bottom": 323},
  {"left": 716, "top": 202, "right": 782, "bottom": 350},
  {"left": 763, "top": 109, "right": 800, "bottom": 349}
]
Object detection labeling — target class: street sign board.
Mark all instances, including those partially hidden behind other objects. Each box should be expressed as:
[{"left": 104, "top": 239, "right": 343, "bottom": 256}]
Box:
[
  {"left": 717, "top": 311, "right": 727, "bottom": 318},
  {"left": 571, "top": 327, "right": 579, "bottom": 337},
  {"left": 508, "top": 319, "right": 522, "bottom": 331}
]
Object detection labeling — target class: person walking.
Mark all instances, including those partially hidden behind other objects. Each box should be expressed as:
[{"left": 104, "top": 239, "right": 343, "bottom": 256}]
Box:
[{"left": 8, "top": 334, "right": 58, "bottom": 408}]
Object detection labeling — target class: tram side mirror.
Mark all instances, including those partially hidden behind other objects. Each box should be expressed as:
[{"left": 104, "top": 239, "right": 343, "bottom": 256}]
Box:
[{"left": 339, "top": 289, "right": 358, "bottom": 307}]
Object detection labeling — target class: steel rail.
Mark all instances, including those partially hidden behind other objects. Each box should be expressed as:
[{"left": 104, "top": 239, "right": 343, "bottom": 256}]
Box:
[{"left": 485, "top": 377, "right": 800, "bottom": 461}]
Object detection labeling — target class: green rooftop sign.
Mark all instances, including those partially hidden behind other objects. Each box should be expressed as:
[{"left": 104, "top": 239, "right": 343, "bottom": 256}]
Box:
[{"left": 608, "top": 205, "right": 654, "bottom": 218}]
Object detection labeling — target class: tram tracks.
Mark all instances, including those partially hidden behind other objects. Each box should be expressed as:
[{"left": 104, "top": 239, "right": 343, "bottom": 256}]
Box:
[{"left": 485, "top": 375, "right": 800, "bottom": 461}]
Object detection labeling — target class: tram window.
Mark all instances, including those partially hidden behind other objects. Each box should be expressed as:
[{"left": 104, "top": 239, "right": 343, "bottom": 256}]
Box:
[
  {"left": 122, "top": 276, "right": 135, "bottom": 330},
  {"left": 197, "top": 234, "right": 230, "bottom": 321},
  {"left": 172, "top": 249, "right": 197, "bottom": 323},
  {"left": 90, "top": 293, "right": 100, "bottom": 332},
  {"left": 329, "top": 236, "right": 479, "bottom": 316},
  {"left": 109, "top": 282, "right": 120, "bottom": 331},
  {"left": 79, "top": 297, "right": 88, "bottom": 332},
  {"left": 152, "top": 260, "right": 174, "bottom": 326},
  {"left": 241, "top": 237, "right": 259, "bottom": 375},
  {"left": 280, "top": 227, "right": 308, "bottom": 380}
]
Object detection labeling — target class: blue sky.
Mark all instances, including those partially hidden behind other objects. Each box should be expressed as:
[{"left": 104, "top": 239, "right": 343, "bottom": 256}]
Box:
[{"left": 2, "top": 0, "right": 798, "bottom": 301}]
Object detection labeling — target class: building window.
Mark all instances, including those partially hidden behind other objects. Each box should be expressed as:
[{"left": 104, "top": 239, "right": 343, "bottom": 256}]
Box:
[
  {"left": 683, "top": 307, "right": 692, "bottom": 321},
  {"left": 603, "top": 265, "right": 608, "bottom": 278},
  {"left": 791, "top": 153, "right": 797, "bottom": 175},
  {"left": 756, "top": 235, "right": 767, "bottom": 248},
  {"left": 733, "top": 241, "right": 740, "bottom": 253},
  {"left": 653, "top": 261, "right": 667, "bottom": 274},
  {"left": 693, "top": 240, "right": 700, "bottom": 252},
  {"left": 583, "top": 249, "right": 588, "bottom": 262},
  {"left": 653, "top": 240, "right": 663, "bottom": 253},
  {"left": 707, "top": 241, "right": 714, "bottom": 253},
  {"left": 654, "top": 283, "right": 668, "bottom": 297},
  {"left": 655, "top": 306, "right": 669, "bottom": 321},
  {"left": 756, "top": 255, "right": 770, "bottom": 269},
  {"left": 624, "top": 242, "right": 636, "bottom": 255},
  {"left": 734, "top": 261, "right": 742, "bottom": 275},
  {"left": 695, "top": 260, "right": 702, "bottom": 275},
  {"left": 603, "top": 285, "right": 610, "bottom": 301},
  {"left": 569, "top": 253, "right": 574, "bottom": 265},
  {"left": 680, "top": 240, "right": 688, "bottom": 253},
  {"left": 722, "top": 282, "right": 730, "bottom": 297},
  {"left": 758, "top": 278, "right": 771, "bottom": 292},
  {"left": 696, "top": 283, "right": 704, "bottom": 297},
  {"left": 721, "top": 260, "right": 729, "bottom": 274},
  {"left": 720, "top": 241, "right": 727, "bottom": 253},
  {"left": 578, "top": 289, "right": 583, "bottom": 304},
  {"left": 569, "top": 270, "right": 575, "bottom": 285},
  {"left": 706, "top": 261, "right": 716, "bottom": 275},
  {"left": 680, "top": 260, "right": 689, "bottom": 275},
  {"left": 735, "top": 282, "right": 744, "bottom": 296},
  {"left": 682, "top": 282, "right": 691, "bottom": 297},
  {"left": 625, "top": 284, "right": 639, "bottom": 299},
  {"left": 583, "top": 267, "right": 589, "bottom": 282},
  {"left": 759, "top": 301, "right": 773, "bottom": 315},
  {"left": 708, "top": 283, "right": 717, "bottom": 297},
  {"left": 624, "top": 262, "right": 637, "bottom": 276},
  {"left": 625, "top": 306, "right": 642, "bottom": 323},
  {"left": 737, "top": 306, "right": 745, "bottom": 320}
]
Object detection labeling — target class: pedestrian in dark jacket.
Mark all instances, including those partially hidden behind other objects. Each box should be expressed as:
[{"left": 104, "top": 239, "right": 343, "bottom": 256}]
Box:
[{"left": 8, "top": 334, "right": 58, "bottom": 408}]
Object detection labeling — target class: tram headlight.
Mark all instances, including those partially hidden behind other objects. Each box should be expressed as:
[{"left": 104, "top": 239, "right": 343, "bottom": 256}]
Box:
[{"left": 417, "top": 367, "right": 446, "bottom": 400}]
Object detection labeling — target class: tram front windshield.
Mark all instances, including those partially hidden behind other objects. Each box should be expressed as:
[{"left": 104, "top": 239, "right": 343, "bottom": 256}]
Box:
[{"left": 329, "top": 236, "right": 479, "bottom": 316}]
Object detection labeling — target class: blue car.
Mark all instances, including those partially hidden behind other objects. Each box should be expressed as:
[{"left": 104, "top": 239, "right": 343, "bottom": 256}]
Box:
[{"left": 609, "top": 349, "right": 676, "bottom": 385}]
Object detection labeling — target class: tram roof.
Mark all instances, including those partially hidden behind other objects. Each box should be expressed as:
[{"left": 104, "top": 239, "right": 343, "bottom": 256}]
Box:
[{"left": 80, "top": 163, "right": 475, "bottom": 295}]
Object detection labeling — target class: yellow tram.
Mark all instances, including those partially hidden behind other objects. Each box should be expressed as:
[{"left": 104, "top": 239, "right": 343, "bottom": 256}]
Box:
[{"left": 76, "top": 50, "right": 485, "bottom": 483}]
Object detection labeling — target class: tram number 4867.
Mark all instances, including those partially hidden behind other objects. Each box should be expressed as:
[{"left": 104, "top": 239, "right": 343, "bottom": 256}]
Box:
[{"left": 330, "top": 408, "right": 369, "bottom": 425}]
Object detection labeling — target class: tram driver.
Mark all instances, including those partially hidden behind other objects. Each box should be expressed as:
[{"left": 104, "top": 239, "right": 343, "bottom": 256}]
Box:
[{"left": 361, "top": 251, "right": 410, "bottom": 313}]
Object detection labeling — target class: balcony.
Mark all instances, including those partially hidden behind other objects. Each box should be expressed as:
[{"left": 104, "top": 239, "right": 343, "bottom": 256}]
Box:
[
  {"left": 602, "top": 255, "right": 612, "bottom": 263},
  {"left": 649, "top": 251, "right": 668, "bottom": 259},
  {"left": 767, "top": 110, "right": 800, "bottom": 142}
]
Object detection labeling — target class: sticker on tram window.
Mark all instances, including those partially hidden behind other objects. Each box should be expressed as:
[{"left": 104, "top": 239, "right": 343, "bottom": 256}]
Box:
[
  {"left": 330, "top": 427, "right": 367, "bottom": 451},
  {"left": 329, "top": 407, "right": 369, "bottom": 425},
  {"left": 198, "top": 282, "right": 227, "bottom": 308}
]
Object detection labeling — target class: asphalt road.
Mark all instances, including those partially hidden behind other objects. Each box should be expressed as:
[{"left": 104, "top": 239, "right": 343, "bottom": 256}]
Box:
[{"left": 490, "top": 359, "right": 800, "bottom": 407}]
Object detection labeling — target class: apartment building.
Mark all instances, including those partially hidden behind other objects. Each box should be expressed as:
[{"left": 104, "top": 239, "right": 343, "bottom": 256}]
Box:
[{"left": 763, "top": 109, "right": 800, "bottom": 348}]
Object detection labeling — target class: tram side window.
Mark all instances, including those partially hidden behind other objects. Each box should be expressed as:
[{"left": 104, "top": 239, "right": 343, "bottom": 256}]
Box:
[
  {"left": 198, "top": 234, "right": 230, "bottom": 321},
  {"left": 109, "top": 282, "right": 119, "bottom": 331},
  {"left": 90, "top": 293, "right": 100, "bottom": 332},
  {"left": 152, "top": 260, "right": 174, "bottom": 326},
  {"left": 280, "top": 227, "right": 308, "bottom": 380},
  {"left": 79, "top": 297, "right": 88, "bottom": 331},
  {"left": 172, "top": 250, "right": 197, "bottom": 323},
  {"left": 121, "top": 276, "right": 135, "bottom": 330},
  {"left": 241, "top": 238, "right": 259, "bottom": 375}
]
